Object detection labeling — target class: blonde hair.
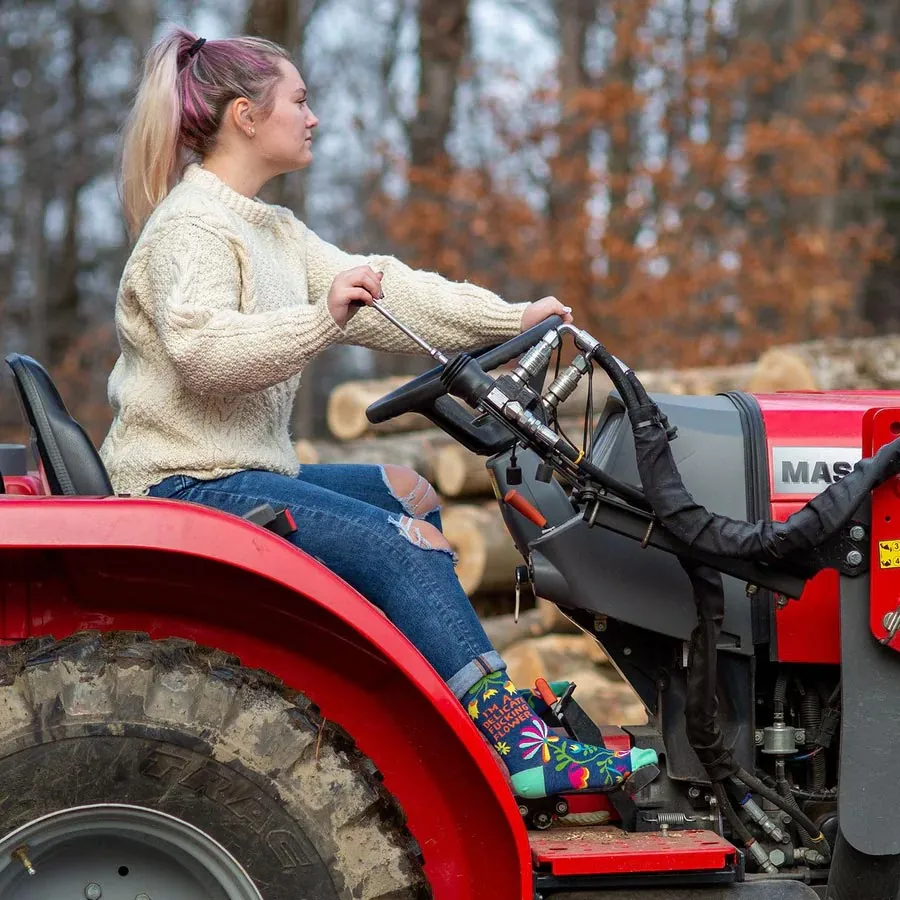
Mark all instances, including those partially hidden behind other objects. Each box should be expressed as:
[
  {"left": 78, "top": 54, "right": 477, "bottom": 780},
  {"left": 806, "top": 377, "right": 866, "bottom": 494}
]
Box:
[{"left": 119, "top": 26, "right": 290, "bottom": 239}]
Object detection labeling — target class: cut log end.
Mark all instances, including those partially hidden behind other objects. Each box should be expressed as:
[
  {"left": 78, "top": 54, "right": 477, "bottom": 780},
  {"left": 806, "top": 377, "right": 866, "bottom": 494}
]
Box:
[
  {"left": 434, "top": 444, "right": 495, "bottom": 497},
  {"left": 443, "top": 504, "right": 524, "bottom": 595}
]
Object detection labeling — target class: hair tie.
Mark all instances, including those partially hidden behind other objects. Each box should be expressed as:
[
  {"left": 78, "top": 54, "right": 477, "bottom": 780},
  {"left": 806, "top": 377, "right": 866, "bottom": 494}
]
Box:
[{"left": 187, "top": 37, "right": 206, "bottom": 58}]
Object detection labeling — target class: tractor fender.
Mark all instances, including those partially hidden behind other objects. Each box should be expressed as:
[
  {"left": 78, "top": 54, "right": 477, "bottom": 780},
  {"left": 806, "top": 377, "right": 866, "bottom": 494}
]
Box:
[{"left": 0, "top": 496, "right": 532, "bottom": 900}]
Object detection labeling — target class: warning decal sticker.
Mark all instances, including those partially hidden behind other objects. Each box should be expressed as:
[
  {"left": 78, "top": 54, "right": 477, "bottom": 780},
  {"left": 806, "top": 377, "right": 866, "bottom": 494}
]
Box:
[{"left": 879, "top": 541, "right": 900, "bottom": 568}]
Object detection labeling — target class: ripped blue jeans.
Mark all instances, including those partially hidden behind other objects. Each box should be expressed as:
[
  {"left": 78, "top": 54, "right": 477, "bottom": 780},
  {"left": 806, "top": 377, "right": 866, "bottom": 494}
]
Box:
[{"left": 148, "top": 465, "right": 505, "bottom": 697}]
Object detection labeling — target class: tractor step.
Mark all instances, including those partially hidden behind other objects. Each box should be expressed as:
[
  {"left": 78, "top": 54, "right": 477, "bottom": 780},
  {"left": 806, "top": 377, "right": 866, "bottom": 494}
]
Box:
[{"left": 531, "top": 826, "right": 741, "bottom": 893}]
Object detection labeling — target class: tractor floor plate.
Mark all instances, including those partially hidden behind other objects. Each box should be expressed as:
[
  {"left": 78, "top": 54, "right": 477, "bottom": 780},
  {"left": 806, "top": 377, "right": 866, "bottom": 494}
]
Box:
[{"left": 530, "top": 826, "right": 737, "bottom": 876}]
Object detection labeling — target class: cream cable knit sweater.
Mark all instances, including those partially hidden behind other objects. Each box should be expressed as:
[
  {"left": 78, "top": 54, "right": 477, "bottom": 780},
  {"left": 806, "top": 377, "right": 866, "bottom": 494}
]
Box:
[{"left": 99, "top": 163, "right": 530, "bottom": 496}]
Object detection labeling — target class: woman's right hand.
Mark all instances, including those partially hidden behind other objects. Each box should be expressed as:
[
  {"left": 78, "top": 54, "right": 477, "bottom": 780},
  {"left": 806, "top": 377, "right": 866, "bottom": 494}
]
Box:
[{"left": 327, "top": 266, "right": 384, "bottom": 328}]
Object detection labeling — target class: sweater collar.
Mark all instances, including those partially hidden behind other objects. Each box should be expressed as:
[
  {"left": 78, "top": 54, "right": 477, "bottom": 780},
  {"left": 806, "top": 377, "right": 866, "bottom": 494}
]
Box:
[{"left": 181, "top": 163, "right": 277, "bottom": 227}]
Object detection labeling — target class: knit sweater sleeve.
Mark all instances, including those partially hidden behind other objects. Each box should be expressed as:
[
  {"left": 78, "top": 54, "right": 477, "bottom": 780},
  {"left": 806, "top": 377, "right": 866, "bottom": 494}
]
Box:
[
  {"left": 301, "top": 223, "right": 530, "bottom": 354},
  {"left": 142, "top": 218, "right": 343, "bottom": 395}
]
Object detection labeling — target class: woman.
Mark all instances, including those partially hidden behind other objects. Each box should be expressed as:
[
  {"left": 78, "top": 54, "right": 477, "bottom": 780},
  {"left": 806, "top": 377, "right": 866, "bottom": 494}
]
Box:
[{"left": 100, "top": 27, "right": 657, "bottom": 800}]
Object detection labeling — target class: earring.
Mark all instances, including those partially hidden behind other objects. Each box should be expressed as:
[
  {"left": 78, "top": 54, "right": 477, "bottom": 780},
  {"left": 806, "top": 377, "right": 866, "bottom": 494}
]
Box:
[{"left": 249, "top": 127, "right": 256, "bottom": 137}]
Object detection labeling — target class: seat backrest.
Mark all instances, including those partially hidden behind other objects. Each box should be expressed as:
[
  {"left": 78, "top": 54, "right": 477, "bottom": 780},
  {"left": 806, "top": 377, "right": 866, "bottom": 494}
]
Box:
[{"left": 4, "top": 354, "right": 113, "bottom": 496}]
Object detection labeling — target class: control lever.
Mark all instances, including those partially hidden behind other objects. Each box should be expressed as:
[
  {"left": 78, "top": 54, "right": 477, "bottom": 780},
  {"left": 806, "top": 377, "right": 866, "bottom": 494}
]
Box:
[
  {"left": 365, "top": 298, "right": 449, "bottom": 364},
  {"left": 535, "top": 678, "right": 576, "bottom": 731}
]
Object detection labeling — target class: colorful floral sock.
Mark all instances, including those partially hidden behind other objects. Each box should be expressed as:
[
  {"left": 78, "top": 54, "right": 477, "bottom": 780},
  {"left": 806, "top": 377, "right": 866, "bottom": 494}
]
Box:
[{"left": 464, "top": 671, "right": 658, "bottom": 799}]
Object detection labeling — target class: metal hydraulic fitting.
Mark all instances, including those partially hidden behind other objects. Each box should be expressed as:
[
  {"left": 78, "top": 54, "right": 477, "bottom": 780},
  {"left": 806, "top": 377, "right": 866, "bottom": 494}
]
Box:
[
  {"left": 509, "top": 329, "right": 560, "bottom": 388},
  {"left": 747, "top": 839, "right": 778, "bottom": 874},
  {"left": 730, "top": 778, "right": 787, "bottom": 843},
  {"left": 543, "top": 354, "right": 590, "bottom": 412},
  {"left": 795, "top": 847, "right": 829, "bottom": 866}
]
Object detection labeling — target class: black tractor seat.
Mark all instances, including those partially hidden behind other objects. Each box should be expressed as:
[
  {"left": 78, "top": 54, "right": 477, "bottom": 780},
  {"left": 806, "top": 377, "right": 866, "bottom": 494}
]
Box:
[
  {"left": 5, "top": 353, "right": 113, "bottom": 496},
  {"left": 3, "top": 353, "right": 297, "bottom": 535}
]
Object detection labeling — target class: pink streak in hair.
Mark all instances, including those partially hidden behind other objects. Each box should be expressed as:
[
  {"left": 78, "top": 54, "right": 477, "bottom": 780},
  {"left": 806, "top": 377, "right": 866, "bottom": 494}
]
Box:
[{"left": 179, "top": 40, "right": 281, "bottom": 150}]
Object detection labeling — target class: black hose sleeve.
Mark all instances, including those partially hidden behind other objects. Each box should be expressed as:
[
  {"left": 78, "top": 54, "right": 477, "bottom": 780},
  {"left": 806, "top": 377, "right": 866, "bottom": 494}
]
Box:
[
  {"left": 587, "top": 344, "right": 640, "bottom": 411},
  {"left": 735, "top": 766, "right": 831, "bottom": 860},
  {"left": 773, "top": 673, "right": 789, "bottom": 719},
  {"left": 630, "top": 403, "right": 900, "bottom": 565},
  {"left": 800, "top": 689, "right": 827, "bottom": 791},
  {"left": 681, "top": 560, "right": 738, "bottom": 781},
  {"left": 757, "top": 770, "right": 837, "bottom": 802},
  {"left": 776, "top": 762, "right": 815, "bottom": 850}
]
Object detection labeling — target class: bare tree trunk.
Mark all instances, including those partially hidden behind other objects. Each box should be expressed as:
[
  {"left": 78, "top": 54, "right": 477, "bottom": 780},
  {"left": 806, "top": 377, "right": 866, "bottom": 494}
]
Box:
[
  {"left": 856, "top": 0, "right": 900, "bottom": 330},
  {"left": 547, "top": 0, "right": 596, "bottom": 314},
  {"left": 372, "top": 0, "right": 471, "bottom": 381},
  {"left": 25, "top": 185, "right": 49, "bottom": 363},
  {"left": 51, "top": 0, "right": 87, "bottom": 365},
  {"left": 596, "top": 1, "right": 646, "bottom": 330},
  {"left": 409, "top": 0, "right": 469, "bottom": 169},
  {"left": 244, "top": 0, "right": 318, "bottom": 214}
]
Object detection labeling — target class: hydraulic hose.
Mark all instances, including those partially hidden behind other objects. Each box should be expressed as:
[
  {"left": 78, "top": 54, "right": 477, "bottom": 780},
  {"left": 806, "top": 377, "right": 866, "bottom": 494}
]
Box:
[
  {"left": 773, "top": 673, "right": 789, "bottom": 719},
  {"left": 680, "top": 560, "right": 737, "bottom": 782},
  {"left": 775, "top": 758, "right": 817, "bottom": 853},
  {"left": 585, "top": 343, "right": 641, "bottom": 412},
  {"left": 734, "top": 767, "right": 831, "bottom": 860},
  {"left": 714, "top": 782, "right": 754, "bottom": 846},
  {"left": 801, "top": 689, "right": 827, "bottom": 791},
  {"left": 624, "top": 394, "right": 900, "bottom": 568},
  {"left": 757, "top": 770, "right": 837, "bottom": 802}
]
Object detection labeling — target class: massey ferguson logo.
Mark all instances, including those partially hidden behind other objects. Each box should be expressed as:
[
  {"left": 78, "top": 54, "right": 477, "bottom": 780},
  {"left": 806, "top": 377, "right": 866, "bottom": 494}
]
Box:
[{"left": 772, "top": 447, "right": 861, "bottom": 496}]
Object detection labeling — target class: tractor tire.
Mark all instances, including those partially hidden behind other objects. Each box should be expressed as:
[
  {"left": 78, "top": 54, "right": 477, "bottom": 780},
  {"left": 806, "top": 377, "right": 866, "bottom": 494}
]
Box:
[{"left": 0, "top": 631, "right": 430, "bottom": 900}]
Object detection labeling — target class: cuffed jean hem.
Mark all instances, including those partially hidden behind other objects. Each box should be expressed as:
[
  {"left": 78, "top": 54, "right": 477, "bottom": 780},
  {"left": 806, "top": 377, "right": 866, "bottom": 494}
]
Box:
[{"left": 447, "top": 651, "right": 507, "bottom": 699}]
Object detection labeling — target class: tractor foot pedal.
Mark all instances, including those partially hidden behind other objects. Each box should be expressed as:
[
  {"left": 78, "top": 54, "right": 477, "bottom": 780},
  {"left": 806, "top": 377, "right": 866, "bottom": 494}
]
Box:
[
  {"left": 621, "top": 764, "right": 660, "bottom": 797},
  {"left": 518, "top": 795, "right": 569, "bottom": 830}
]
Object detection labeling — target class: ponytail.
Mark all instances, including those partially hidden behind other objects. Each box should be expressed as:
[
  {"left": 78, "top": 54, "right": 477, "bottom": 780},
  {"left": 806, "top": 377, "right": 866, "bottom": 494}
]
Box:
[
  {"left": 120, "top": 29, "right": 188, "bottom": 240},
  {"left": 118, "top": 26, "right": 289, "bottom": 240}
]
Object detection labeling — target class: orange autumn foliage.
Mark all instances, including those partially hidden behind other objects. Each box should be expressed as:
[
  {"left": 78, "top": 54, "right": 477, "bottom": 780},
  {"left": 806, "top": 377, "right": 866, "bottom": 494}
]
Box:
[{"left": 370, "top": 0, "right": 900, "bottom": 370}]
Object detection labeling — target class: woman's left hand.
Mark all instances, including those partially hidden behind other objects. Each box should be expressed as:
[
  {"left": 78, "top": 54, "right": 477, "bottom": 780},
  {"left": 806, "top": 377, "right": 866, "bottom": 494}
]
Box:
[{"left": 520, "top": 296, "right": 573, "bottom": 332}]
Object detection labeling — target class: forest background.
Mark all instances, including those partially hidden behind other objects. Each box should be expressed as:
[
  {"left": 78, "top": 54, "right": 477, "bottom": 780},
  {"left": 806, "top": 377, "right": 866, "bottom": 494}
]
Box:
[{"left": 3, "top": 0, "right": 900, "bottom": 443}]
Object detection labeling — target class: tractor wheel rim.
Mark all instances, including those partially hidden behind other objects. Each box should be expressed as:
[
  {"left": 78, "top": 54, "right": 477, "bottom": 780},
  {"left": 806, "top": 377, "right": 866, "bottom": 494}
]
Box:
[{"left": 0, "top": 803, "right": 262, "bottom": 900}]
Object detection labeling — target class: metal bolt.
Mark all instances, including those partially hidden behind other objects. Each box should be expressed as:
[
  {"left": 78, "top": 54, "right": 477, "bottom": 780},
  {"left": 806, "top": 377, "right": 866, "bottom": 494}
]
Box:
[
  {"left": 775, "top": 594, "right": 789, "bottom": 609},
  {"left": 688, "top": 786, "right": 701, "bottom": 799},
  {"left": 846, "top": 550, "right": 864, "bottom": 567},
  {"left": 769, "top": 848, "right": 786, "bottom": 868},
  {"left": 11, "top": 846, "right": 35, "bottom": 876},
  {"left": 755, "top": 730, "right": 764, "bottom": 746},
  {"left": 884, "top": 611, "right": 900, "bottom": 633},
  {"left": 84, "top": 884, "right": 102, "bottom": 900},
  {"left": 594, "top": 614, "right": 607, "bottom": 632},
  {"left": 623, "top": 647, "right": 632, "bottom": 656},
  {"left": 850, "top": 525, "right": 866, "bottom": 541},
  {"left": 795, "top": 729, "right": 806, "bottom": 744},
  {"left": 518, "top": 804, "right": 528, "bottom": 817},
  {"left": 555, "top": 800, "right": 569, "bottom": 816}
]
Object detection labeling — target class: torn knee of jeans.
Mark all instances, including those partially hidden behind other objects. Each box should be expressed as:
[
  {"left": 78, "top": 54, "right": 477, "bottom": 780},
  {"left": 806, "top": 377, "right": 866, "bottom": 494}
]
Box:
[
  {"left": 390, "top": 514, "right": 457, "bottom": 562},
  {"left": 381, "top": 465, "right": 442, "bottom": 518}
]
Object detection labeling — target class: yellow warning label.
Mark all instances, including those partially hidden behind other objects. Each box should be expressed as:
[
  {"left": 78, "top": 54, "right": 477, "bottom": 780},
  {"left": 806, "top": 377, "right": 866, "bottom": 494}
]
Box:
[{"left": 879, "top": 541, "right": 900, "bottom": 568}]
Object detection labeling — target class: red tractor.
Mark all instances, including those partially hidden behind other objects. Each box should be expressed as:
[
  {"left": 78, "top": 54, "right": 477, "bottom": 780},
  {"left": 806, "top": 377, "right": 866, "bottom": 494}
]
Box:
[{"left": 0, "top": 311, "right": 898, "bottom": 900}]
